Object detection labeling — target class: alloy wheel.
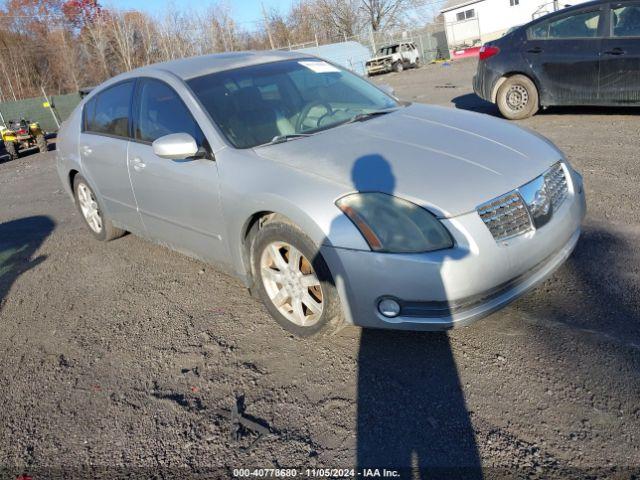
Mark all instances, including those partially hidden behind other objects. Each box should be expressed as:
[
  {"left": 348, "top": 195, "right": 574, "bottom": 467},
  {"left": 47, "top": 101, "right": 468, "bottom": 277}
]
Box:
[
  {"left": 77, "top": 183, "right": 103, "bottom": 233},
  {"left": 260, "top": 241, "right": 323, "bottom": 326}
]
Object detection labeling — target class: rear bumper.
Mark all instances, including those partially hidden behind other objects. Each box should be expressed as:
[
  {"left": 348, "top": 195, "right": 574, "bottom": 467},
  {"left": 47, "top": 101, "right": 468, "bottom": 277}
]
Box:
[
  {"left": 322, "top": 167, "right": 586, "bottom": 331},
  {"left": 473, "top": 62, "right": 501, "bottom": 103}
]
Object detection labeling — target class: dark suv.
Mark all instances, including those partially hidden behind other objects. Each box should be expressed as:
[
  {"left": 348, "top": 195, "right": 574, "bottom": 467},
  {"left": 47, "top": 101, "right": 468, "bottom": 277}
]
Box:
[{"left": 473, "top": 0, "right": 640, "bottom": 119}]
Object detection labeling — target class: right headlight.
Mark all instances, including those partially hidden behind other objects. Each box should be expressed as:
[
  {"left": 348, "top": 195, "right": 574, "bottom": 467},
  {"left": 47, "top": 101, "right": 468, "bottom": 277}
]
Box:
[{"left": 336, "top": 192, "right": 454, "bottom": 253}]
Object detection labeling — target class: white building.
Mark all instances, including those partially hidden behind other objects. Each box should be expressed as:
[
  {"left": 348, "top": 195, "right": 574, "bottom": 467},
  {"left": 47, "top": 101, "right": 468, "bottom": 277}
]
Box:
[{"left": 441, "top": 0, "right": 589, "bottom": 50}]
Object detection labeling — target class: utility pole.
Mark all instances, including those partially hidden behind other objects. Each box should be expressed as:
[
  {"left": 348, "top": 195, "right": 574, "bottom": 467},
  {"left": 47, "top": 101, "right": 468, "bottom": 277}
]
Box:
[
  {"left": 261, "top": 2, "right": 275, "bottom": 50},
  {"left": 40, "top": 86, "right": 60, "bottom": 130}
]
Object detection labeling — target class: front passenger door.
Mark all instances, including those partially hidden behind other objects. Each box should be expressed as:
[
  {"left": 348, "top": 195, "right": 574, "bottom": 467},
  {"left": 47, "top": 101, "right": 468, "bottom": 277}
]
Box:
[
  {"left": 128, "top": 78, "right": 229, "bottom": 264},
  {"left": 599, "top": 2, "right": 640, "bottom": 103}
]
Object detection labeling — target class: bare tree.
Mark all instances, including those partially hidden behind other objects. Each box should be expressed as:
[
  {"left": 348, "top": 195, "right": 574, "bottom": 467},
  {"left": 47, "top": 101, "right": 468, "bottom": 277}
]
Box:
[{"left": 360, "top": 0, "right": 412, "bottom": 31}]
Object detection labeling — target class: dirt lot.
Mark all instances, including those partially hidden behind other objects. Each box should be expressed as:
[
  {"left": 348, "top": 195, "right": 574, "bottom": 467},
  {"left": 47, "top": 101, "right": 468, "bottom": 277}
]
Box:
[{"left": 1, "top": 58, "right": 639, "bottom": 479}]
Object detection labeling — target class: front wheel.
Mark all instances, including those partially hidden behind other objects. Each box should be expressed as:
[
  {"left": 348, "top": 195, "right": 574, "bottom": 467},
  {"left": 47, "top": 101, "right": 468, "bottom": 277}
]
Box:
[
  {"left": 393, "top": 61, "right": 404, "bottom": 73},
  {"left": 73, "top": 175, "right": 125, "bottom": 241},
  {"left": 496, "top": 75, "right": 539, "bottom": 120},
  {"left": 251, "top": 219, "right": 343, "bottom": 337}
]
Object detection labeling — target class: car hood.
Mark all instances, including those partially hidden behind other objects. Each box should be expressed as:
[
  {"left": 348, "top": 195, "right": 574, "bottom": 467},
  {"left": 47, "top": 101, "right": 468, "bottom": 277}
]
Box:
[
  {"left": 253, "top": 103, "right": 564, "bottom": 218},
  {"left": 367, "top": 55, "right": 393, "bottom": 62}
]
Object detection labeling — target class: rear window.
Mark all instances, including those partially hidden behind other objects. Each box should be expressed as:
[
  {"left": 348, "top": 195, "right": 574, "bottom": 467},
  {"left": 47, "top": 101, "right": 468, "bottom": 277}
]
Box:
[{"left": 84, "top": 81, "right": 133, "bottom": 138}]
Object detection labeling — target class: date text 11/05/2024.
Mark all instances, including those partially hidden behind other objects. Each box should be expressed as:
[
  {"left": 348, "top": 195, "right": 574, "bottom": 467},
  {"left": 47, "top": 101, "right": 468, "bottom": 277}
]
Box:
[{"left": 233, "top": 468, "right": 401, "bottom": 478}]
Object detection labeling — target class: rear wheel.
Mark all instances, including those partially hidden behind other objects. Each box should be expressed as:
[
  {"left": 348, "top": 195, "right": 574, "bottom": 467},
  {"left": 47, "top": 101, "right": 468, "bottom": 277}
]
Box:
[
  {"left": 251, "top": 219, "right": 343, "bottom": 337},
  {"left": 414, "top": 58, "right": 421, "bottom": 68},
  {"left": 36, "top": 134, "right": 47, "bottom": 153},
  {"left": 496, "top": 74, "right": 539, "bottom": 120},
  {"left": 73, "top": 175, "right": 125, "bottom": 241},
  {"left": 4, "top": 141, "right": 18, "bottom": 161},
  {"left": 393, "top": 61, "right": 404, "bottom": 73}
]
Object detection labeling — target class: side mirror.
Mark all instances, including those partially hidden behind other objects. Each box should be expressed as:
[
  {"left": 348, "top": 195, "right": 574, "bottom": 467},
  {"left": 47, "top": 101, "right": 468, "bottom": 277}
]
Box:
[
  {"left": 379, "top": 84, "right": 396, "bottom": 98},
  {"left": 152, "top": 133, "right": 199, "bottom": 160}
]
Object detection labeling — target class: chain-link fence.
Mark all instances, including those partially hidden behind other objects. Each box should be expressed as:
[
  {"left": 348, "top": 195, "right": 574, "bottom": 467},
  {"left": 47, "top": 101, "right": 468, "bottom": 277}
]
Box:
[{"left": 0, "top": 92, "right": 81, "bottom": 132}]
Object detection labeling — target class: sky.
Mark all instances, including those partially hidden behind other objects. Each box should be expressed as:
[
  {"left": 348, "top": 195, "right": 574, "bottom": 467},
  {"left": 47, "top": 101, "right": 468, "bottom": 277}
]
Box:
[{"left": 106, "top": 0, "right": 292, "bottom": 30}]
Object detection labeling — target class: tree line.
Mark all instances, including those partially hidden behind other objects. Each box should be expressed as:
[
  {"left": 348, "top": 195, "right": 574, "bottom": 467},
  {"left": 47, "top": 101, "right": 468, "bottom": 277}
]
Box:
[{"left": 0, "top": 0, "right": 435, "bottom": 101}]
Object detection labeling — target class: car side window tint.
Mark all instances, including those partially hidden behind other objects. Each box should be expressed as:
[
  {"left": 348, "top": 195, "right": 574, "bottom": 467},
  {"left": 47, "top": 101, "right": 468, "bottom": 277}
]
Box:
[
  {"left": 612, "top": 6, "right": 640, "bottom": 37},
  {"left": 83, "top": 97, "right": 96, "bottom": 132},
  {"left": 529, "top": 10, "right": 601, "bottom": 39},
  {"left": 134, "top": 78, "right": 204, "bottom": 146},
  {"left": 86, "top": 82, "right": 133, "bottom": 138}
]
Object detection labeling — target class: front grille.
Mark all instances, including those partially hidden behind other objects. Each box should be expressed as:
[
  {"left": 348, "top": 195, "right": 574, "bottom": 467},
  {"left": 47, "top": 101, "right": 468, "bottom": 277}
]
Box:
[
  {"left": 478, "top": 162, "right": 570, "bottom": 242},
  {"left": 544, "top": 162, "right": 568, "bottom": 210},
  {"left": 477, "top": 191, "right": 533, "bottom": 241}
]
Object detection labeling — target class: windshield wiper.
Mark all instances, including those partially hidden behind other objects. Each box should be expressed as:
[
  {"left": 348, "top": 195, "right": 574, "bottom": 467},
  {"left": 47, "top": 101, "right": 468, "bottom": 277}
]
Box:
[
  {"left": 345, "top": 107, "right": 402, "bottom": 124},
  {"left": 259, "top": 133, "right": 313, "bottom": 147}
]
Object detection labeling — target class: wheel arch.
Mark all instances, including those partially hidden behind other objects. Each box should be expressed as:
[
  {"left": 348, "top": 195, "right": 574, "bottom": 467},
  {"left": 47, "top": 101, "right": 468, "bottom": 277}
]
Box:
[{"left": 491, "top": 71, "right": 541, "bottom": 104}]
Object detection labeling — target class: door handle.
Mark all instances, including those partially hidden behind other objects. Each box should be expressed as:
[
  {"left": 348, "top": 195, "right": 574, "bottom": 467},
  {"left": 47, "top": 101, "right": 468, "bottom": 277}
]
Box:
[
  {"left": 81, "top": 145, "right": 92, "bottom": 155},
  {"left": 527, "top": 47, "right": 542, "bottom": 54},
  {"left": 132, "top": 157, "right": 146, "bottom": 172},
  {"left": 604, "top": 48, "right": 626, "bottom": 55}
]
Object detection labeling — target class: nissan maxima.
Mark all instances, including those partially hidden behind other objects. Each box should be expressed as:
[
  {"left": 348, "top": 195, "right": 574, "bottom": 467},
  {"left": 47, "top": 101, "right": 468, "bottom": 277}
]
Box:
[{"left": 56, "top": 51, "right": 586, "bottom": 337}]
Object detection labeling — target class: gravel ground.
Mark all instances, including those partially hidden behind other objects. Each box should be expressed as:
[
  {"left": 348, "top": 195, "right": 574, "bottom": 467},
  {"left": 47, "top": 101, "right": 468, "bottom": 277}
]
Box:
[{"left": 1, "top": 58, "right": 639, "bottom": 479}]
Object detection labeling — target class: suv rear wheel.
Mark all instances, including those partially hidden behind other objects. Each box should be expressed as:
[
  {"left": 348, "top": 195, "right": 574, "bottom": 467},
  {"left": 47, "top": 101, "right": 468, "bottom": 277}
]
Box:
[{"left": 496, "top": 75, "right": 539, "bottom": 120}]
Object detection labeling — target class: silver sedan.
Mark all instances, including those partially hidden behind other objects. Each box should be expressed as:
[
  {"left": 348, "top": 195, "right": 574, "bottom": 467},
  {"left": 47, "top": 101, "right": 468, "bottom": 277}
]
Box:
[{"left": 56, "top": 51, "right": 586, "bottom": 337}]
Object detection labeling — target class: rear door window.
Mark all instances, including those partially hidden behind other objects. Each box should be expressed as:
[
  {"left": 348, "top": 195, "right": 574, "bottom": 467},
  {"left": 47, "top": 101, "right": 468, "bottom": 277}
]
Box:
[
  {"left": 528, "top": 9, "right": 602, "bottom": 39},
  {"left": 84, "top": 81, "right": 134, "bottom": 138}
]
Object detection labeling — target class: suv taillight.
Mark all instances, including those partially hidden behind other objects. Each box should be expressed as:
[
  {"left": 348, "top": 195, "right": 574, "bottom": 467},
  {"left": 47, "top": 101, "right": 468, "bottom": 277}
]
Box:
[{"left": 479, "top": 45, "right": 500, "bottom": 61}]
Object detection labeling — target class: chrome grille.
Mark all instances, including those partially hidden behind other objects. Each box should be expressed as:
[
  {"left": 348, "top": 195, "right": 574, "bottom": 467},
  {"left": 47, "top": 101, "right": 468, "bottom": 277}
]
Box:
[
  {"left": 544, "top": 162, "right": 568, "bottom": 210},
  {"left": 477, "top": 191, "right": 533, "bottom": 241},
  {"left": 478, "top": 161, "right": 570, "bottom": 242}
]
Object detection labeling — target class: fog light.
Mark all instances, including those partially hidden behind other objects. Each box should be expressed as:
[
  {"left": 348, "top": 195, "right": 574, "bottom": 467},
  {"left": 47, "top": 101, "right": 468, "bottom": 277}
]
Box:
[{"left": 378, "top": 298, "right": 401, "bottom": 318}]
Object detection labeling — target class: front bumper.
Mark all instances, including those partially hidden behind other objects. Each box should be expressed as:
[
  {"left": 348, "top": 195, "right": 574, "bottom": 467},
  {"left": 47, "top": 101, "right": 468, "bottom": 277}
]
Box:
[
  {"left": 322, "top": 168, "right": 586, "bottom": 331},
  {"left": 366, "top": 63, "right": 392, "bottom": 74}
]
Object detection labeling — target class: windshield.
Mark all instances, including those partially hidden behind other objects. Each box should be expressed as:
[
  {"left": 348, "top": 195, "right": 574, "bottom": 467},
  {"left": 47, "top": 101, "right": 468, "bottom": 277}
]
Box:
[
  {"left": 187, "top": 58, "right": 398, "bottom": 148},
  {"left": 379, "top": 45, "right": 399, "bottom": 55}
]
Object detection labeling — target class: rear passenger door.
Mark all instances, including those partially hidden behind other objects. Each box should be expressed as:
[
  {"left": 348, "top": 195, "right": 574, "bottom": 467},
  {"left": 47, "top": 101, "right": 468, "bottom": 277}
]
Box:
[
  {"left": 523, "top": 6, "right": 604, "bottom": 105},
  {"left": 599, "top": 2, "right": 640, "bottom": 103},
  {"left": 80, "top": 81, "right": 144, "bottom": 232},
  {"left": 128, "top": 77, "right": 229, "bottom": 264}
]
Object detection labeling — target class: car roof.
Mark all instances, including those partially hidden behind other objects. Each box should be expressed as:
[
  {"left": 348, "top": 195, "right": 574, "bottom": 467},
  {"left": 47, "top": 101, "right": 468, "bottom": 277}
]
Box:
[{"left": 128, "top": 50, "right": 308, "bottom": 81}]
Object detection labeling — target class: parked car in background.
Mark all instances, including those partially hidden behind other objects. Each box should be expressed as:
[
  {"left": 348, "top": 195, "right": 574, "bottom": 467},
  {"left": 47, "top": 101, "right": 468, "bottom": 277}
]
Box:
[
  {"left": 366, "top": 42, "right": 420, "bottom": 75},
  {"left": 57, "top": 51, "right": 585, "bottom": 337},
  {"left": 473, "top": 0, "right": 640, "bottom": 119}
]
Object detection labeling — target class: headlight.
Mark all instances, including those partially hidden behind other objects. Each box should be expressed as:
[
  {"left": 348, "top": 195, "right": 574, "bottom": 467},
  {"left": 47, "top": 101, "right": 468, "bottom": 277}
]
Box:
[{"left": 336, "top": 192, "right": 453, "bottom": 253}]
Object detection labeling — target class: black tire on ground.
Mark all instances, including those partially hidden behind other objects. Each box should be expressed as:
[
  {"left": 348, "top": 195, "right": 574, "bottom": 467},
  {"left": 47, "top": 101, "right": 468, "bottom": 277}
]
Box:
[
  {"left": 393, "top": 61, "right": 404, "bottom": 73},
  {"left": 4, "top": 141, "right": 18, "bottom": 160},
  {"left": 496, "top": 74, "right": 539, "bottom": 120},
  {"left": 250, "top": 218, "right": 343, "bottom": 338},
  {"left": 414, "top": 58, "right": 421, "bottom": 68},
  {"left": 73, "top": 174, "right": 125, "bottom": 242},
  {"left": 36, "top": 134, "right": 47, "bottom": 153}
]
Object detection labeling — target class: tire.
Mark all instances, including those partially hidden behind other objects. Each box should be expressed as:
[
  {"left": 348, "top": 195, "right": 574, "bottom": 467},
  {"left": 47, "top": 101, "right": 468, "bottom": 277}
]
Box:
[
  {"left": 4, "top": 141, "right": 18, "bottom": 161},
  {"left": 36, "top": 134, "right": 47, "bottom": 153},
  {"left": 414, "top": 58, "right": 421, "bottom": 68},
  {"left": 393, "top": 61, "right": 404, "bottom": 73},
  {"left": 496, "top": 74, "right": 539, "bottom": 120},
  {"left": 251, "top": 218, "right": 343, "bottom": 337},
  {"left": 73, "top": 174, "right": 125, "bottom": 241}
]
